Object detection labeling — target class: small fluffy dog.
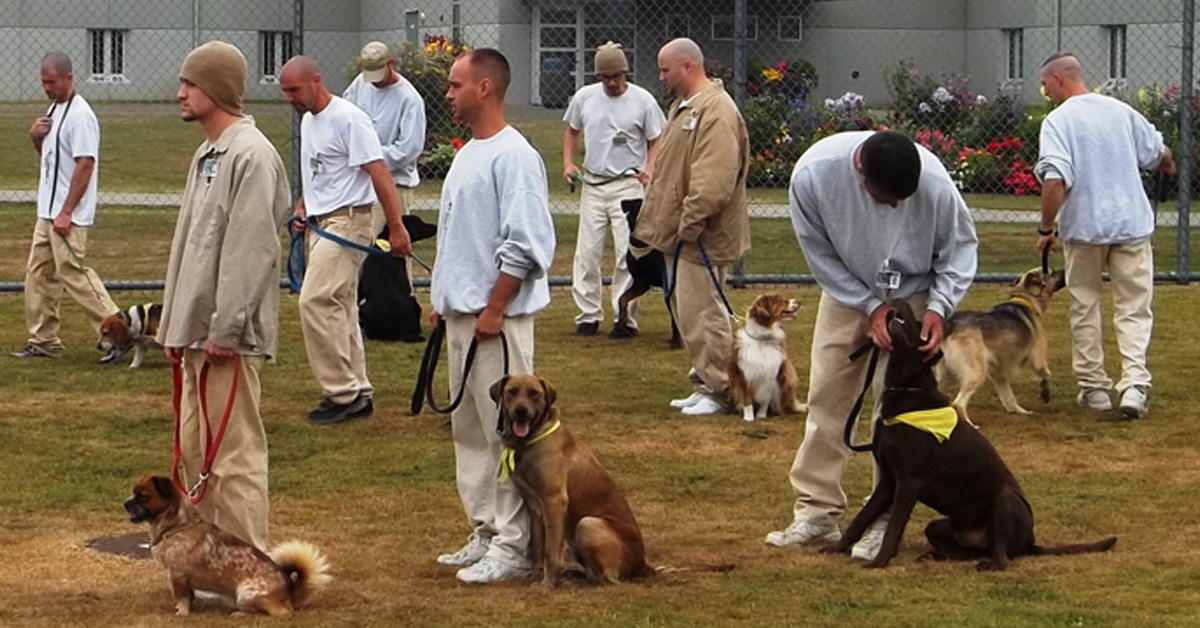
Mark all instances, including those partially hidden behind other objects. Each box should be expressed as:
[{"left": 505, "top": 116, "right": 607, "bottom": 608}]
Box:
[
  {"left": 98, "top": 303, "right": 162, "bottom": 368},
  {"left": 728, "top": 293, "right": 802, "bottom": 422},
  {"left": 124, "top": 475, "right": 332, "bottom": 616}
]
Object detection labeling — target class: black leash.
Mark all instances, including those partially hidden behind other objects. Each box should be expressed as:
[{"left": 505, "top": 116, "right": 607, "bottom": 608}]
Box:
[
  {"left": 411, "top": 319, "right": 509, "bottom": 416},
  {"left": 843, "top": 341, "right": 881, "bottom": 453},
  {"left": 697, "top": 240, "right": 738, "bottom": 321},
  {"left": 287, "top": 216, "right": 432, "bottom": 292}
]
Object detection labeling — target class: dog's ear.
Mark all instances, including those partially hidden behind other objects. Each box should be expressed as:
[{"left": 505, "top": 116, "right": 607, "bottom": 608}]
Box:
[
  {"left": 540, "top": 377, "right": 557, "bottom": 408},
  {"left": 489, "top": 376, "right": 510, "bottom": 404},
  {"left": 151, "top": 475, "right": 176, "bottom": 499}
]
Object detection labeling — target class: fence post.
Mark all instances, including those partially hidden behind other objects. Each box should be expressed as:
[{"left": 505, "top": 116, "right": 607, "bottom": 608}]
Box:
[
  {"left": 731, "top": 0, "right": 747, "bottom": 289},
  {"left": 1055, "top": 0, "right": 1063, "bottom": 51},
  {"left": 1180, "top": 0, "right": 1194, "bottom": 284},
  {"left": 191, "top": 0, "right": 200, "bottom": 49},
  {"left": 291, "top": 0, "right": 305, "bottom": 208}
]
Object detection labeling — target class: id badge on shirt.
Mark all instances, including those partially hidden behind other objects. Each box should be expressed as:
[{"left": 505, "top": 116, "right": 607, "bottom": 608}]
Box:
[
  {"left": 201, "top": 157, "right": 219, "bottom": 180},
  {"left": 682, "top": 112, "right": 698, "bottom": 132},
  {"left": 611, "top": 133, "right": 629, "bottom": 147}
]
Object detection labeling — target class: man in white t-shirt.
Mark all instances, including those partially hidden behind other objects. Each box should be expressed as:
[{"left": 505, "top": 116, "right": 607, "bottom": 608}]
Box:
[
  {"left": 432, "top": 48, "right": 556, "bottom": 585},
  {"left": 563, "top": 42, "right": 665, "bottom": 338},
  {"left": 343, "top": 41, "right": 426, "bottom": 237},
  {"left": 279, "top": 56, "right": 413, "bottom": 426},
  {"left": 14, "top": 51, "right": 119, "bottom": 360}
]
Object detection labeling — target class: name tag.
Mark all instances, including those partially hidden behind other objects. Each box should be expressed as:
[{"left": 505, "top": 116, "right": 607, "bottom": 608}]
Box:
[
  {"left": 876, "top": 269, "right": 901, "bottom": 291},
  {"left": 682, "top": 114, "right": 698, "bottom": 131},
  {"left": 611, "top": 134, "right": 629, "bottom": 147},
  {"left": 309, "top": 157, "right": 324, "bottom": 178},
  {"left": 201, "top": 158, "right": 219, "bottom": 179}
]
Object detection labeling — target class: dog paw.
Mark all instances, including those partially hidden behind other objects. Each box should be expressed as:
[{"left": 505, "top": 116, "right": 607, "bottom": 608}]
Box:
[
  {"left": 819, "top": 543, "right": 848, "bottom": 555},
  {"left": 1040, "top": 381, "right": 1051, "bottom": 403},
  {"left": 975, "top": 559, "right": 1008, "bottom": 572}
]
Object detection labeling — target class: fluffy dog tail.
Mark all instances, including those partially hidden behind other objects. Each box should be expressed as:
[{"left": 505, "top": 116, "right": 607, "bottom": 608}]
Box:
[
  {"left": 270, "top": 540, "right": 333, "bottom": 607},
  {"left": 1030, "top": 536, "right": 1118, "bottom": 556}
]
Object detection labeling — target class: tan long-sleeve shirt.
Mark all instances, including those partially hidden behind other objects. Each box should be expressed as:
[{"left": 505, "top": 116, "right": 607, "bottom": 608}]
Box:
[{"left": 158, "top": 117, "right": 291, "bottom": 357}]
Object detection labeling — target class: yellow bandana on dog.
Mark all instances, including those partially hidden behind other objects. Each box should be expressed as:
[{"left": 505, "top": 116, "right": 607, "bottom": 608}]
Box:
[
  {"left": 883, "top": 407, "right": 958, "bottom": 443},
  {"left": 499, "top": 420, "right": 561, "bottom": 482}
]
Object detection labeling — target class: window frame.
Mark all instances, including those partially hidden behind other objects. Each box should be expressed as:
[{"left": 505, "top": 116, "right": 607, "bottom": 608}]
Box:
[
  {"left": 711, "top": 15, "right": 758, "bottom": 42},
  {"left": 259, "top": 30, "right": 294, "bottom": 84},
  {"left": 778, "top": 15, "right": 803, "bottom": 43},
  {"left": 1004, "top": 28, "right": 1024, "bottom": 80},
  {"left": 88, "top": 29, "right": 127, "bottom": 83}
]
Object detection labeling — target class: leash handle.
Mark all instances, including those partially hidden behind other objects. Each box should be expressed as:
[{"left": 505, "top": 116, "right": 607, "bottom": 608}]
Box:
[
  {"left": 843, "top": 342, "right": 880, "bottom": 453},
  {"left": 411, "top": 319, "right": 509, "bottom": 416},
  {"left": 171, "top": 353, "right": 242, "bottom": 505},
  {"left": 1041, "top": 240, "right": 1050, "bottom": 275}
]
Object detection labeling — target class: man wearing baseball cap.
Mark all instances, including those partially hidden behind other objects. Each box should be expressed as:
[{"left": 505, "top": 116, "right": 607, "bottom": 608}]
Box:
[
  {"left": 344, "top": 41, "right": 427, "bottom": 237},
  {"left": 562, "top": 42, "right": 665, "bottom": 338},
  {"left": 158, "top": 40, "right": 292, "bottom": 551}
]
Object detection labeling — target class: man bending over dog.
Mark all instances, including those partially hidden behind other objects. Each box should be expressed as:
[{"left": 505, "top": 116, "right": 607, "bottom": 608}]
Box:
[
  {"left": 158, "top": 42, "right": 291, "bottom": 551},
  {"left": 432, "top": 49, "right": 556, "bottom": 584},
  {"left": 765, "top": 130, "right": 978, "bottom": 562}
]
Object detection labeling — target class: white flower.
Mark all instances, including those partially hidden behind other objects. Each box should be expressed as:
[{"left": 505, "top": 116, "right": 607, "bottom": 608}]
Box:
[
  {"left": 824, "top": 98, "right": 835, "bottom": 109},
  {"left": 932, "top": 86, "right": 954, "bottom": 104},
  {"left": 919, "top": 102, "right": 932, "bottom": 113},
  {"left": 976, "top": 94, "right": 987, "bottom": 105}
]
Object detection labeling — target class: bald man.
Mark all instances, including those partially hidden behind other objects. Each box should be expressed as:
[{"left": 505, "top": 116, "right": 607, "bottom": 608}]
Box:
[
  {"left": 280, "top": 56, "right": 412, "bottom": 425},
  {"left": 1035, "top": 53, "right": 1175, "bottom": 419},
  {"left": 635, "top": 38, "right": 750, "bottom": 416}
]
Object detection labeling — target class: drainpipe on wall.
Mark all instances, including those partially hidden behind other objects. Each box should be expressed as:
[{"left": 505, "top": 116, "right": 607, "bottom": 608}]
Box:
[
  {"left": 192, "top": 0, "right": 200, "bottom": 49},
  {"left": 292, "top": 0, "right": 305, "bottom": 207},
  {"left": 1055, "top": 0, "right": 1062, "bottom": 51},
  {"left": 1179, "top": 0, "right": 1194, "bottom": 284}
]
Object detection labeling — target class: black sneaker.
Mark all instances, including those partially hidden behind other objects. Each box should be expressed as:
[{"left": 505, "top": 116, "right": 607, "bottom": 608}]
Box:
[
  {"left": 11, "top": 345, "right": 59, "bottom": 359},
  {"left": 575, "top": 322, "right": 600, "bottom": 336},
  {"left": 607, "top": 323, "right": 639, "bottom": 339},
  {"left": 347, "top": 396, "right": 374, "bottom": 420},
  {"left": 307, "top": 395, "right": 371, "bottom": 425}
]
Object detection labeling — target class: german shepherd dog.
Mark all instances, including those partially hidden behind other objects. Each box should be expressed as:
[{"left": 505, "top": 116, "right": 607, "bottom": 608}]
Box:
[
  {"left": 936, "top": 268, "right": 1066, "bottom": 424},
  {"left": 609, "top": 199, "right": 682, "bottom": 348},
  {"left": 824, "top": 299, "right": 1116, "bottom": 570}
]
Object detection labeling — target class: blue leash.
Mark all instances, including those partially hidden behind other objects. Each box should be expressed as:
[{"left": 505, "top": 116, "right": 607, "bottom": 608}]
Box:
[{"left": 286, "top": 216, "right": 432, "bottom": 293}]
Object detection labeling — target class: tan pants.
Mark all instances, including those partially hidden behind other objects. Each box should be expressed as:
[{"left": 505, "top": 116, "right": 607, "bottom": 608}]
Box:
[
  {"left": 788, "top": 292, "right": 927, "bottom": 523},
  {"left": 668, "top": 252, "right": 732, "bottom": 400},
  {"left": 572, "top": 178, "right": 643, "bottom": 328},
  {"left": 1063, "top": 239, "right": 1154, "bottom": 393},
  {"left": 299, "top": 208, "right": 373, "bottom": 405},
  {"left": 446, "top": 313, "right": 534, "bottom": 567},
  {"left": 23, "top": 219, "right": 117, "bottom": 353},
  {"left": 176, "top": 349, "right": 269, "bottom": 551}
]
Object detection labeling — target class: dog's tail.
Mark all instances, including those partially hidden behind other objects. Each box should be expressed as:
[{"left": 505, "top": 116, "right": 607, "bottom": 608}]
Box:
[
  {"left": 1030, "top": 536, "right": 1117, "bottom": 556},
  {"left": 270, "top": 540, "right": 333, "bottom": 607},
  {"left": 653, "top": 563, "right": 736, "bottom": 575}
]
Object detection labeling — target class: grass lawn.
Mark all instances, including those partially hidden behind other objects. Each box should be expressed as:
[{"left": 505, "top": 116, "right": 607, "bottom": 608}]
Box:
[{"left": 2, "top": 281, "right": 1200, "bottom": 627}]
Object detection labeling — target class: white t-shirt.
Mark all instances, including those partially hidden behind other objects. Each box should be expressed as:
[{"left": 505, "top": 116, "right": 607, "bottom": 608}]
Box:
[
  {"left": 563, "top": 83, "right": 665, "bottom": 177},
  {"left": 299, "top": 96, "right": 384, "bottom": 216},
  {"left": 37, "top": 94, "right": 100, "bottom": 225},
  {"left": 342, "top": 74, "right": 427, "bottom": 187}
]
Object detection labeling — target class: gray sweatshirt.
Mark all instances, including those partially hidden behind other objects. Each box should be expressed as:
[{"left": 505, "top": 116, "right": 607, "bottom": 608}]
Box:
[{"left": 789, "top": 131, "right": 978, "bottom": 318}]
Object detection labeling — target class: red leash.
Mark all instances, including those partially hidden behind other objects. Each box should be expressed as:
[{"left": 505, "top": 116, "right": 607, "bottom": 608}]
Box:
[{"left": 171, "top": 353, "right": 241, "bottom": 505}]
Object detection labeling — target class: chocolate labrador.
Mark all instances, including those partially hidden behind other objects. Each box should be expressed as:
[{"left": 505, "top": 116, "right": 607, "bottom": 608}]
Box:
[
  {"left": 491, "top": 374, "right": 653, "bottom": 587},
  {"left": 825, "top": 300, "right": 1117, "bottom": 570}
]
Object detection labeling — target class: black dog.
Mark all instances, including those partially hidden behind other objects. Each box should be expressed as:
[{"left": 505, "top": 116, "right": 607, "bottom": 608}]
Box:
[
  {"left": 358, "top": 214, "right": 437, "bottom": 343},
  {"left": 825, "top": 299, "right": 1117, "bottom": 571},
  {"left": 609, "top": 199, "right": 681, "bottom": 348}
]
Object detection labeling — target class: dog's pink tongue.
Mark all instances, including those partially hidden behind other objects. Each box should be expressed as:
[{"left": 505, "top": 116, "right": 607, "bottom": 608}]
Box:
[{"left": 514, "top": 422, "right": 530, "bottom": 438}]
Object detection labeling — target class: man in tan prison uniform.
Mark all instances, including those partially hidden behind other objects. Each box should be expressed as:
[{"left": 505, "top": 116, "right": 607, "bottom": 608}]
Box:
[
  {"left": 158, "top": 41, "right": 291, "bottom": 551},
  {"left": 280, "top": 56, "right": 412, "bottom": 425},
  {"left": 635, "top": 38, "right": 750, "bottom": 416}
]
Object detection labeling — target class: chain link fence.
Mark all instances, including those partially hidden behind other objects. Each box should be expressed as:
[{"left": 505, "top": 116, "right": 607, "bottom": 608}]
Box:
[{"left": 0, "top": 0, "right": 1196, "bottom": 289}]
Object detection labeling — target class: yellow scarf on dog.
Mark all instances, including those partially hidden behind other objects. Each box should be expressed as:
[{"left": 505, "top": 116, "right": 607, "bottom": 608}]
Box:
[
  {"left": 499, "top": 420, "right": 561, "bottom": 482},
  {"left": 883, "top": 407, "right": 958, "bottom": 443}
]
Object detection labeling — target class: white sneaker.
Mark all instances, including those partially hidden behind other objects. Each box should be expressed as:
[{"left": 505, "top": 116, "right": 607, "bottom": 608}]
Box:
[
  {"left": 455, "top": 555, "right": 533, "bottom": 584},
  {"left": 1118, "top": 386, "right": 1149, "bottom": 419},
  {"left": 436, "top": 533, "right": 490, "bottom": 567},
  {"left": 681, "top": 394, "right": 729, "bottom": 416},
  {"left": 765, "top": 518, "right": 841, "bottom": 547},
  {"left": 1077, "top": 388, "right": 1113, "bottom": 411},
  {"left": 669, "top": 391, "right": 706, "bottom": 409},
  {"left": 850, "top": 519, "right": 888, "bottom": 561}
]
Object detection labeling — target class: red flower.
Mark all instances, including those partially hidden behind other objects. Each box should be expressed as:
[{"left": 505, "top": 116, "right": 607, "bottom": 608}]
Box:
[
  {"left": 450, "top": 137, "right": 464, "bottom": 150},
  {"left": 987, "top": 141, "right": 1000, "bottom": 153}
]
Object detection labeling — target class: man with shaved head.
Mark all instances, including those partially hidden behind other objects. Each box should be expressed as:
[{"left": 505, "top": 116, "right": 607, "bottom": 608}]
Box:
[
  {"left": 279, "top": 55, "right": 412, "bottom": 425},
  {"left": 432, "top": 48, "right": 555, "bottom": 584},
  {"left": 636, "top": 38, "right": 750, "bottom": 417},
  {"left": 1035, "top": 52, "right": 1175, "bottom": 418},
  {"left": 14, "top": 51, "right": 119, "bottom": 360}
]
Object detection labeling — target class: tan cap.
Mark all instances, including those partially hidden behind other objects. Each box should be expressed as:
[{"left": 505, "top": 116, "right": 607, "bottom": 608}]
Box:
[
  {"left": 360, "top": 41, "right": 392, "bottom": 83},
  {"left": 179, "top": 41, "right": 246, "bottom": 115},
  {"left": 595, "top": 41, "right": 628, "bottom": 75}
]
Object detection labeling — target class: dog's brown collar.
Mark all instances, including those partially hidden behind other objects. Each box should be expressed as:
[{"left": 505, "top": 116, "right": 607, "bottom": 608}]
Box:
[{"left": 1009, "top": 295, "right": 1037, "bottom": 312}]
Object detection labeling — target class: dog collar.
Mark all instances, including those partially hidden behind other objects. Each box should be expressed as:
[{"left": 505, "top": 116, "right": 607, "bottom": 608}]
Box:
[
  {"left": 499, "top": 420, "right": 561, "bottom": 482},
  {"left": 883, "top": 407, "right": 958, "bottom": 443},
  {"left": 1009, "top": 295, "right": 1037, "bottom": 312}
]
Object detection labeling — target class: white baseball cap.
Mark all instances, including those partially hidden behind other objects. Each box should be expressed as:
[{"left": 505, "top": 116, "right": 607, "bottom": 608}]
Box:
[{"left": 360, "top": 41, "right": 392, "bottom": 83}]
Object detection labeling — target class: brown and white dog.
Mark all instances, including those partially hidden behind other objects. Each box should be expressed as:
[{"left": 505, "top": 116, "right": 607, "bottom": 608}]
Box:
[
  {"left": 491, "top": 374, "right": 653, "bottom": 588},
  {"left": 728, "top": 293, "right": 802, "bottom": 422},
  {"left": 124, "top": 475, "right": 332, "bottom": 616},
  {"left": 98, "top": 303, "right": 162, "bottom": 368}
]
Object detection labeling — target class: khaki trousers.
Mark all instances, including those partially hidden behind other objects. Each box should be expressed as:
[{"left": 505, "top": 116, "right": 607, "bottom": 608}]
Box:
[
  {"left": 299, "top": 208, "right": 373, "bottom": 404},
  {"left": 572, "top": 178, "right": 644, "bottom": 328},
  {"left": 668, "top": 252, "right": 732, "bottom": 399},
  {"left": 1063, "top": 239, "right": 1154, "bottom": 393},
  {"left": 788, "top": 292, "right": 926, "bottom": 523},
  {"left": 446, "top": 313, "right": 534, "bottom": 567},
  {"left": 176, "top": 349, "right": 269, "bottom": 551},
  {"left": 23, "top": 219, "right": 117, "bottom": 353}
]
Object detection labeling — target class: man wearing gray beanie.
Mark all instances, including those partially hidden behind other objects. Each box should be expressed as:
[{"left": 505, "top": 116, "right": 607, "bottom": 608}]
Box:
[
  {"left": 158, "top": 40, "right": 292, "bottom": 551},
  {"left": 562, "top": 42, "right": 665, "bottom": 339}
]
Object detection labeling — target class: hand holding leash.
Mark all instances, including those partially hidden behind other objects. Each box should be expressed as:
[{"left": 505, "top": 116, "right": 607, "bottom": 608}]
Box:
[
  {"left": 52, "top": 212, "right": 72, "bottom": 237},
  {"left": 918, "top": 310, "right": 945, "bottom": 357},
  {"left": 387, "top": 223, "right": 413, "bottom": 258},
  {"left": 868, "top": 303, "right": 894, "bottom": 352}
]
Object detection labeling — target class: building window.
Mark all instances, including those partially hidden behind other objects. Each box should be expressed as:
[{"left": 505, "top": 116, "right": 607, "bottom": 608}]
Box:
[
  {"left": 711, "top": 15, "right": 758, "bottom": 41},
  {"left": 1004, "top": 28, "right": 1024, "bottom": 80},
  {"left": 89, "top": 29, "right": 126, "bottom": 82},
  {"left": 452, "top": 3, "right": 462, "bottom": 46},
  {"left": 1107, "top": 25, "right": 1127, "bottom": 79},
  {"left": 666, "top": 14, "right": 689, "bottom": 39},
  {"left": 778, "top": 15, "right": 802, "bottom": 42},
  {"left": 259, "top": 31, "right": 293, "bottom": 83}
]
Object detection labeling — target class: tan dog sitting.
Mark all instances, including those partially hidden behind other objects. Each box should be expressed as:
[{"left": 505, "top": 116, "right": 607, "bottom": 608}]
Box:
[{"left": 490, "top": 374, "right": 653, "bottom": 588}]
